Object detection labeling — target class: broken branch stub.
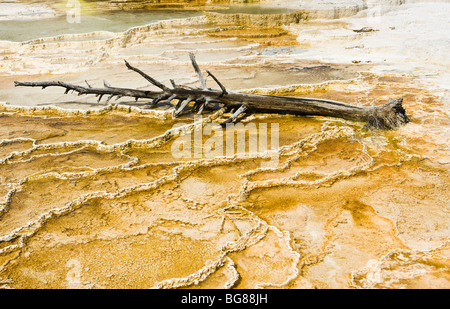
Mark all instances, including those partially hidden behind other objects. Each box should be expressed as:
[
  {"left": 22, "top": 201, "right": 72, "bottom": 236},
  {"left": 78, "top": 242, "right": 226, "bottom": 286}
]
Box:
[{"left": 14, "top": 54, "right": 409, "bottom": 129}]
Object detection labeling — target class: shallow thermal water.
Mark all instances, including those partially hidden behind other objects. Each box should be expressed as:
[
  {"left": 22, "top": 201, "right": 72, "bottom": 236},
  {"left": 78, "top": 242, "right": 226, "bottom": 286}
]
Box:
[
  {"left": 0, "top": 1, "right": 449, "bottom": 289},
  {"left": 0, "top": 10, "right": 202, "bottom": 42}
]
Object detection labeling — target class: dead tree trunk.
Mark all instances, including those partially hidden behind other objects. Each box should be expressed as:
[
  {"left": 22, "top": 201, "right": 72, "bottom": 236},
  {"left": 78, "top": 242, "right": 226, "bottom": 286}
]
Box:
[{"left": 14, "top": 53, "right": 409, "bottom": 129}]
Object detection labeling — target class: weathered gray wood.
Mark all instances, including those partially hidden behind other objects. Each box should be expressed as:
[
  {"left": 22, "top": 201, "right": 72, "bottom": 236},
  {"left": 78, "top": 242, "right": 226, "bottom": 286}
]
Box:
[
  {"left": 189, "top": 52, "right": 207, "bottom": 90},
  {"left": 14, "top": 80, "right": 160, "bottom": 99},
  {"left": 174, "top": 96, "right": 194, "bottom": 117},
  {"left": 124, "top": 59, "right": 169, "bottom": 91},
  {"left": 14, "top": 54, "right": 409, "bottom": 130},
  {"left": 206, "top": 70, "right": 227, "bottom": 97},
  {"left": 221, "top": 105, "right": 248, "bottom": 126}
]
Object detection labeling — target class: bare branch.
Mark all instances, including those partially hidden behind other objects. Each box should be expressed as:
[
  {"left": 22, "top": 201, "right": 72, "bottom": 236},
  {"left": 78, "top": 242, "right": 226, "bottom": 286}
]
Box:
[
  {"left": 14, "top": 81, "right": 159, "bottom": 101},
  {"left": 124, "top": 59, "right": 169, "bottom": 91},
  {"left": 206, "top": 70, "right": 227, "bottom": 97},
  {"left": 197, "top": 99, "right": 211, "bottom": 115},
  {"left": 164, "top": 94, "right": 177, "bottom": 104},
  {"left": 174, "top": 97, "right": 195, "bottom": 118},
  {"left": 105, "top": 94, "right": 114, "bottom": 104},
  {"left": 97, "top": 94, "right": 104, "bottom": 103},
  {"left": 14, "top": 54, "right": 410, "bottom": 129},
  {"left": 221, "top": 105, "right": 248, "bottom": 126},
  {"left": 189, "top": 52, "right": 207, "bottom": 90}
]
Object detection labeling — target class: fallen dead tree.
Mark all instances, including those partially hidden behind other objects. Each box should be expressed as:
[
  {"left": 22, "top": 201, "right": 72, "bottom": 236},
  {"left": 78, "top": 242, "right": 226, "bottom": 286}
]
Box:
[{"left": 14, "top": 53, "right": 409, "bottom": 129}]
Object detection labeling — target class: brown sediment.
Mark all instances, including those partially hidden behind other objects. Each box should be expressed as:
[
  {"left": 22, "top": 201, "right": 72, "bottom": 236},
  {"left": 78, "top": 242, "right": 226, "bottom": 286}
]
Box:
[
  {"left": 67, "top": 0, "right": 251, "bottom": 12},
  {"left": 350, "top": 243, "right": 450, "bottom": 289},
  {"left": 208, "top": 26, "right": 299, "bottom": 46},
  {"left": 0, "top": 140, "right": 35, "bottom": 160},
  {"left": 2, "top": 64, "right": 449, "bottom": 288},
  {"left": 244, "top": 159, "right": 449, "bottom": 288},
  {"left": 0, "top": 4, "right": 448, "bottom": 288},
  {"left": 0, "top": 95, "right": 448, "bottom": 288},
  {"left": 205, "top": 10, "right": 309, "bottom": 27}
]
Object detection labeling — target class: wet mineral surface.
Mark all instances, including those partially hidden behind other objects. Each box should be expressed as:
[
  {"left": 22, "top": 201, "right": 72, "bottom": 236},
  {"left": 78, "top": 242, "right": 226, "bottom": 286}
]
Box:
[{"left": 0, "top": 0, "right": 448, "bottom": 289}]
